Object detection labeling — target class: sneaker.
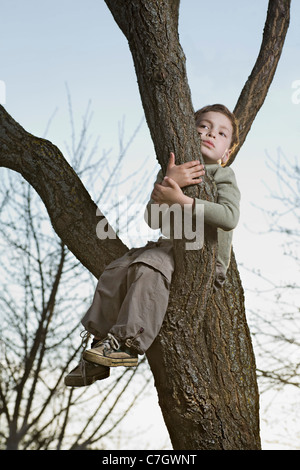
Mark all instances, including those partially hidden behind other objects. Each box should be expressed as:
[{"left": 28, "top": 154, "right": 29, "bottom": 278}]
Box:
[
  {"left": 64, "top": 358, "right": 110, "bottom": 387},
  {"left": 83, "top": 333, "right": 138, "bottom": 367}
]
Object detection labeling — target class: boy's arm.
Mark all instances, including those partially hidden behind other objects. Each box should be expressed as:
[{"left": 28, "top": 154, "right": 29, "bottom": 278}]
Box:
[
  {"left": 165, "top": 152, "right": 205, "bottom": 187},
  {"left": 144, "top": 170, "right": 167, "bottom": 230},
  {"left": 144, "top": 153, "right": 204, "bottom": 216},
  {"left": 151, "top": 176, "right": 194, "bottom": 207},
  {"left": 144, "top": 158, "right": 199, "bottom": 229},
  {"left": 145, "top": 166, "right": 240, "bottom": 232},
  {"left": 193, "top": 166, "right": 240, "bottom": 231}
]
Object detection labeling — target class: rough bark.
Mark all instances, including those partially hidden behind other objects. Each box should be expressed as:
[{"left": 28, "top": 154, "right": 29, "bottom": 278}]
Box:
[{"left": 0, "top": 0, "right": 290, "bottom": 450}]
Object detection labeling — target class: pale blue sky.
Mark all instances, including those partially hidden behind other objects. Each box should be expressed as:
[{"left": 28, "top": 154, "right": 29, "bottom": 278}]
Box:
[
  {"left": 1, "top": 0, "right": 299, "bottom": 277},
  {"left": 1, "top": 0, "right": 300, "bottom": 449}
]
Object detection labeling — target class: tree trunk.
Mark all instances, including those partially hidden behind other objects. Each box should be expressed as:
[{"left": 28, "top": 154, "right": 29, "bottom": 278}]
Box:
[
  {"left": 0, "top": 0, "right": 290, "bottom": 450},
  {"left": 147, "top": 251, "right": 260, "bottom": 450},
  {"left": 104, "top": 0, "right": 289, "bottom": 450}
]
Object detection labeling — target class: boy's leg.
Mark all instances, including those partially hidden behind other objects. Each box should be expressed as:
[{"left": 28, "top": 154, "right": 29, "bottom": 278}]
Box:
[
  {"left": 81, "top": 262, "right": 130, "bottom": 339},
  {"left": 111, "top": 261, "right": 171, "bottom": 353},
  {"left": 65, "top": 259, "right": 131, "bottom": 387},
  {"left": 81, "top": 241, "right": 174, "bottom": 346},
  {"left": 83, "top": 261, "right": 172, "bottom": 367}
]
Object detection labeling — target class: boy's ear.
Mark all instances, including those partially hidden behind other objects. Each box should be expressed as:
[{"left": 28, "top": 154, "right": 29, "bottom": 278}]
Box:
[{"left": 221, "top": 148, "right": 231, "bottom": 165}]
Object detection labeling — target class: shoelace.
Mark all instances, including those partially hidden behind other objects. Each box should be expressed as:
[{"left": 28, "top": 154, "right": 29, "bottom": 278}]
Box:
[
  {"left": 104, "top": 333, "right": 120, "bottom": 351},
  {"left": 80, "top": 330, "right": 91, "bottom": 349},
  {"left": 125, "top": 327, "right": 144, "bottom": 349}
]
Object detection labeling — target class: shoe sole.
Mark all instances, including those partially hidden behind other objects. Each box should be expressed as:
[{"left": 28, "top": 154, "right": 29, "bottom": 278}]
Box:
[
  {"left": 83, "top": 350, "right": 138, "bottom": 367},
  {"left": 64, "top": 369, "right": 110, "bottom": 387}
]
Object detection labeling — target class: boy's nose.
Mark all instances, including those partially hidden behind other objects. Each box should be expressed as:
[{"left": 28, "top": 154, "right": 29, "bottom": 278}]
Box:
[{"left": 207, "top": 131, "right": 215, "bottom": 138}]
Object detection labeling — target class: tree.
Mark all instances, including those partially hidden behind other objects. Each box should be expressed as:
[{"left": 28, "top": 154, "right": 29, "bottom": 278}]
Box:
[{"left": 0, "top": 0, "right": 291, "bottom": 450}]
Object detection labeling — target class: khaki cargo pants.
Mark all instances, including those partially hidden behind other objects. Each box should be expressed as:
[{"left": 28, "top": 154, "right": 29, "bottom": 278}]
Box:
[{"left": 81, "top": 239, "right": 174, "bottom": 354}]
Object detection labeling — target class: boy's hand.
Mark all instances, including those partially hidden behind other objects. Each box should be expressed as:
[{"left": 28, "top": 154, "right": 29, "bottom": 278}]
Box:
[
  {"left": 166, "top": 152, "right": 205, "bottom": 188},
  {"left": 151, "top": 176, "right": 194, "bottom": 207}
]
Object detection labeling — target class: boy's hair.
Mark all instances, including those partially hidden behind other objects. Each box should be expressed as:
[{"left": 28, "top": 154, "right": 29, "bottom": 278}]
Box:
[{"left": 194, "top": 104, "right": 239, "bottom": 155}]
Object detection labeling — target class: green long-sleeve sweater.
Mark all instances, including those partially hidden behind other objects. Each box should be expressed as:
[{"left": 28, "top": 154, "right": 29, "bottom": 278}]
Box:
[{"left": 145, "top": 163, "right": 240, "bottom": 287}]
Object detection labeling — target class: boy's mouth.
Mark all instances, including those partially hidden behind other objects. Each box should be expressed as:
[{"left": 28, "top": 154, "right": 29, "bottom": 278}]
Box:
[{"left": 202, "top": 140, "right": 215, "bottom": 148}]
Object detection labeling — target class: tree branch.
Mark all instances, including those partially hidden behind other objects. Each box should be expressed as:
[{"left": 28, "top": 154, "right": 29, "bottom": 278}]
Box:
[
  {"left": 230, "top": 0, "right": 291, "bottom": 164},
  {"left": 105, "top": 1, "right": 202, "bottom": 176},
  {"left": 0, "top": 105, "right": 128, "bottom": 278}
]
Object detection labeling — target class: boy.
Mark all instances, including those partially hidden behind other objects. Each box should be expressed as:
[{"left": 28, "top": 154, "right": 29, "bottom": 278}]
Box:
[{"left": 65, "top": 104, "right": 240, "bottom": 387}]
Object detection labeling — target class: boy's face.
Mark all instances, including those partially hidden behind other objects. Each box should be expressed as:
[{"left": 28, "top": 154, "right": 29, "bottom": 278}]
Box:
[{"left": 196, "top": 111, "right": 233, "bottom": 165}]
